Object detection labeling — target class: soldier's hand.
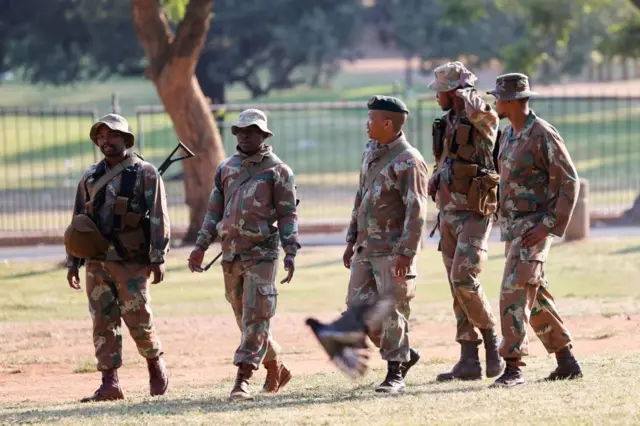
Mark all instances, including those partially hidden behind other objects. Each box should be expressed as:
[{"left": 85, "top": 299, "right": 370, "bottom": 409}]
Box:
[
  {"left": 393, "top": 255, "right": 412, "bottom": 278},
  {"left": 67, "top": 267, "right": 81, "bottom": 290},
  {"left": 521, "top": 224, "right": 550, "bottom": 248},
  {"left": 148, "top": 263, "right": 165, "bottom": 284},
  {"left": 188, "top": 247, "right": 205, "bottom": 273},
  {"left": 343, "top": 243, "right": 355, "bottom": 269},
  {"left": 428, "top": 174, "right": 440, "bottom": 197},
  {"left": 281, "top": 254, "right": 295, "bottom": 284}
]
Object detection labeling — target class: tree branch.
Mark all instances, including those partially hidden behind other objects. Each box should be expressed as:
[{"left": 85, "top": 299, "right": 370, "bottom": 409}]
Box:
[
  {"left": 130, "top": 0, "right": 174, "bottom": 80},
  {"left": 171, "top": 0, "right": 215, "bottom": 76}
]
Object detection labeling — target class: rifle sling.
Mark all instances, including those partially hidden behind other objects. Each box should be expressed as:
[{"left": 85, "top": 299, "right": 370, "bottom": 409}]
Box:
[
  {"left": 361, "top": 141, "right": 412, "bottom": 200},
  {"left": 85, "top": 156, "right": 142, "bottom": 209},
  {"left": 224, "top": 155, "right": 283, "bottom": 206}
]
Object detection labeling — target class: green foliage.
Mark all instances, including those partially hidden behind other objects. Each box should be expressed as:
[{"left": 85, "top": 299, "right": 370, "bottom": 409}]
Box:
[
  {"left": 196, "top": 0, "right": 365, "bottom": 100},
  {"left": 161, "top": 0, "right": 190, "bottom": 23},
  {"left": 2, "top": 0, "right": 144, "bottom": 85}
]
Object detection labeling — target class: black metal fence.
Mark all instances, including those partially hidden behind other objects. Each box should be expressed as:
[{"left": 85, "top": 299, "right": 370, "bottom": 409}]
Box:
[{"left": 0, "top": 96, "right": 638, "bottom": 234}]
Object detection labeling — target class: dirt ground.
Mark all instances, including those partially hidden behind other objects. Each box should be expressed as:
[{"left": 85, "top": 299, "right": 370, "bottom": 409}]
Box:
[{"left": 1, "top": 312, "right": 638, "bottom": 404}]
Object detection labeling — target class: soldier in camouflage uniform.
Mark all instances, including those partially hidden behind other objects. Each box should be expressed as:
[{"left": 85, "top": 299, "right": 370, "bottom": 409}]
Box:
[
  {"left": 343, "top": 96, "right": 429, "bottom": 394},
  {"left": 427, "top": 62, "right": 505, "bottom": 382},
  {"left": 188, "top": 109, "right": 300, "bottom": 401},
  {"left": 487, "top": 73, "right": 583, "bottom": 388},
  {"left": 65, "top": 114, "right": 170, "bottom": 402}
]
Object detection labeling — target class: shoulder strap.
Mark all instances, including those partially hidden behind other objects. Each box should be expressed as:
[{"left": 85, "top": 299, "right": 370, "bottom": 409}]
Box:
[
  {"left": 224, "top": 155, "right": 283, "bottom": 206},
  {"left": 85, "top": 156, "right": 142, "bottom": 208},
  {"left": 361, "top": 141, "right": 411, "bottom": 199}
]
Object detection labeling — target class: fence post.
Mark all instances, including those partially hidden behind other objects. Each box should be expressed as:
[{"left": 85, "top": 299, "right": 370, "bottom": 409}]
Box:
[
  {"left": 112, "top": 92, "right": 121, "bottom": 115},
  {"left": 565, "top": 178, "right": 590, "bottom": 241}
]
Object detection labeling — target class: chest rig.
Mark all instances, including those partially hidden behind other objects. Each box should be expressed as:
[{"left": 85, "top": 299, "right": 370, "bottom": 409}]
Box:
[{"left": 89, "top": 157, "right": 150, "bottom": 261}]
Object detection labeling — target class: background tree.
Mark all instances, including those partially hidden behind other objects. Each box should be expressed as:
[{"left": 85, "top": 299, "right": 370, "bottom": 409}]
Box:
[
  {"left": 131, "top": 0, "right": 225, "bottom": 243},
  {"left": 195, "top": 0, "right": 365, "bottom": 103}
]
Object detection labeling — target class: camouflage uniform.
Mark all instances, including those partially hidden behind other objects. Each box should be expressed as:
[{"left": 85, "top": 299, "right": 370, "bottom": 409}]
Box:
[
  {"left": 66, "top": 159, "right": 169, "bottom": 369},
  {"left": 195, "top": 110, "right": 299, "bottom": 400},
  {"left": 346, "top": 96, "right": 429, "bottom": 392},
  {"left": 488, "top": 73, "right": 583, "bottom": 387},
  {"left": 196, "top": 143, "right": 299, "bottom": 368},
  {"left": 64, "top": 114, "right": 170, "bottom": 401},
  {"left": 428, "top": 62, "right": 504, "bottom": 381}
]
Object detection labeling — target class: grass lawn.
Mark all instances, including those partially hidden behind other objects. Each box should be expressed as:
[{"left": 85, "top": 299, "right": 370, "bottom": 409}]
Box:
[{"left": 0, "top": 237, "right": 639, "bottom": 424}]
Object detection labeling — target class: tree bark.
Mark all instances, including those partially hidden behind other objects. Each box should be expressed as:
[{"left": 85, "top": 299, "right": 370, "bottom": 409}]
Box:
[{"left": 131, "top": 0, "right": 225, "bottom": 244}]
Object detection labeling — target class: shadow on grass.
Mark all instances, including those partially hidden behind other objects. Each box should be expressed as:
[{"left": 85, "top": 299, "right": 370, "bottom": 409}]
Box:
[
  {"left": 611, "top": 245, "right": 640, "bottom": 255},
  {"left": 1, "top": 266, "right": 63, "bottom": 280},
  {"left": 0, "top": 381, "right": 485, "bottom": 422}
]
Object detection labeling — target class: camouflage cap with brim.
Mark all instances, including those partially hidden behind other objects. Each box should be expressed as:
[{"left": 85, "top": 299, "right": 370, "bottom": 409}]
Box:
[
  {"left": 428, "top": 61, "right": 478, "bottom": 92},
  {"left": 487, "top": 73, "right": 540, "bottom": 100},
  {"left": 367, "top": 95, "right": 409, "bottom": 114},
  {"left": 231, "top": 109, "right": 274, "bottom": 137},
  {"left": 89, "top": 114, "right": 135, "bottom": 149}
]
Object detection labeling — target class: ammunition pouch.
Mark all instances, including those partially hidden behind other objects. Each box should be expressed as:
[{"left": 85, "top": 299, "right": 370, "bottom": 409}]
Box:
[
  {"left": 432, "top": 117, "right": 446, "bottom": 160},
  {"left": 467, "top": 172, "right": 500, "bottom": 216},
  {"left": 111, "top": 165, "right": 150, "bottom": 262},
  {"left": 63, "top": 214, "right": 110, "bottom": 259}
]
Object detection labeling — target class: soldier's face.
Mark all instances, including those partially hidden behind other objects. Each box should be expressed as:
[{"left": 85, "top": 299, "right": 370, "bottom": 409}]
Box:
[
  {"left": 96, "top": 126, "right": 127, "bottom": 158},
  {"left": 436, "top": 91, "right": 453, "bottom": 111},
  {"left": 495, "top": 99, "right": 510, "bottom": 120},
  {"left": 236, "top": 125, "right": 266, "bottom": 154},
  {"left": 366, "top": 110, "right": 391, "bottom": 141}
]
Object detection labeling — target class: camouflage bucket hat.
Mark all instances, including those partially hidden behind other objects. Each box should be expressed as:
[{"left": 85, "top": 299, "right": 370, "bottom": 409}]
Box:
[
  {"left": 89, "top": 114, "right": 135, "bottom": 149},
  {"left": 428, "top": 61, "right": 478, "bottom": 92},
  {"left": 231, "top": 109, "right": 274, "bottom": 137},
  {"left": 487, "top": 73, "right": 540, "bottom": 100}
]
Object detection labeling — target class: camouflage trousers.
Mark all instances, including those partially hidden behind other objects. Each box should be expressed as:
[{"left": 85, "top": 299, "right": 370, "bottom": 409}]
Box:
[
  {"left": 222, "top": 258, "right": 280, "bottom": 370},
  {"left": 439, "top": 211, "right": 497, "bottom": 343},
  {"left": 85, "top": 260, "right": 162, "bottom": 371},
  {"left": 346, "top": 252, "right": 416, "bottom": 362},
  {"left": 499, "top": 238, "right": 572, "bottom": 358}
]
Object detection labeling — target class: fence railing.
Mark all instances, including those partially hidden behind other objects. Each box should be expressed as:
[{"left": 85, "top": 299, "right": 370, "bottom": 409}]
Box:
[{"left": 1, "top": 96, "right": 638, "bottom": 234}]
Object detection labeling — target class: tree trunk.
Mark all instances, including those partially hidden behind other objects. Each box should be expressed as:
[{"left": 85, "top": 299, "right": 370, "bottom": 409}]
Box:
[{"left": 131, "top": 0, "right": 225, "bottom": 244}]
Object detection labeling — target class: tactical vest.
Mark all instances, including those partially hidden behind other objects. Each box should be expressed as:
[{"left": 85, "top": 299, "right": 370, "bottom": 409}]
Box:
[
  {"left": 433, "top": 115, "right": 500, "bottom": 216},
  {"left": 64, "top": 156, "right": 150, "bottom": 262},
  {"left": 108, "top": 162, "right": 151, "bottom": 262}
]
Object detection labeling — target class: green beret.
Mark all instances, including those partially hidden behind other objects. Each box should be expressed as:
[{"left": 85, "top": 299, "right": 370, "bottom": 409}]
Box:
[{"left": 367, "top": 95, "right": 409, "bottom": 114}]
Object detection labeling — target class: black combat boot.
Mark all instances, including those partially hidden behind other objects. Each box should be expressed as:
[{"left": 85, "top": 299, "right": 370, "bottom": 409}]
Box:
[
  {"left": 375, "top": 362, "right": 405, "bottom": 394},
  {"left": 401, "top": 348, "right": 421, "bottom": 379},
  {"left": 436, "top": 341, "right": 483, "bottom": 382},
  {"left": 545, "top": 344, "right": 583, "bottom": 381},
  {"left": 489, "top": 358, "right": 525, "bottom": 388},
  {"left": 480, "top": 328, "right": 505, "bottom": 378}
]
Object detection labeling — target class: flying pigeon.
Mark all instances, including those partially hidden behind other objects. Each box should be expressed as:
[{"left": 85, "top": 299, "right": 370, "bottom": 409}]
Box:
[{"left": 305, "top": 295, "right": 395, "bottom": 379}]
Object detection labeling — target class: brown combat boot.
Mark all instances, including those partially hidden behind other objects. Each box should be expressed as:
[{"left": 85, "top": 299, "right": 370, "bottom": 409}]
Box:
[
  {"left": 229, "top": 363, "right": 254, "bottom": 401},
  {"left": 147, "top": 355, "right": 169, "bottom": 396},
  {"left": 545, "top": 344, "right": 583, "bottom": 381},
  {"left": 80, "top": 369, "right": 125, "bottom": 403},
  {"left": 489, "top": 358, "right": 525, "bottom": 388},
  {"left": 480, "top": 328, "right": 505, "bottom": 378},
  {"left": 261, "top": 359, "right": 292, "bottom": 393},
  {"left": 436, "top": 341, "right": 483, "bottom": 382}
]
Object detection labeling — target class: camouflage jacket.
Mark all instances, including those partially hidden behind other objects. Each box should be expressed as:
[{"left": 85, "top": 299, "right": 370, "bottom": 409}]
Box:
[
  {"left": 498, "top": 111, "right": 579, "bottom": 242},
  {"left": 195, "top": 144, "right": 300, "bottom": 262},
  {"left": 346, "top": 132, "right": 429, "bottom": 257},
  {"left": 65, "top": 154, "right": 171, "bottom": 267},
  {"left": 433, "top": 88, "right": 499, "bottom": 212}
]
